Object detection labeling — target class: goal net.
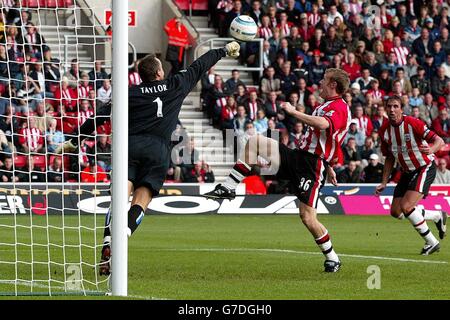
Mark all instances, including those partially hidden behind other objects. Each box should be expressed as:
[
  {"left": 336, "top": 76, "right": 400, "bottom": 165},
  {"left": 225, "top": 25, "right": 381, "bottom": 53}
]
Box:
[{"left": 0, "top": 0, "right": 116, "bottom": 296}]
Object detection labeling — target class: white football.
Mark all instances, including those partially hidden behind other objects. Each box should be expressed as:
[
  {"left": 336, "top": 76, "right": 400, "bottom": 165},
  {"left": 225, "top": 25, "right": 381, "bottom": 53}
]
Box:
[{"left": 229, "top": 15, "right": 258, "bottom": 42}]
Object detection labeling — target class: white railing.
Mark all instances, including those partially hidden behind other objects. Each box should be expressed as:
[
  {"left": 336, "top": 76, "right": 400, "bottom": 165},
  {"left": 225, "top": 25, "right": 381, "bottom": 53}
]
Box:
[{"left": 63, "top": 35, "right": 137, "bottom": 70}]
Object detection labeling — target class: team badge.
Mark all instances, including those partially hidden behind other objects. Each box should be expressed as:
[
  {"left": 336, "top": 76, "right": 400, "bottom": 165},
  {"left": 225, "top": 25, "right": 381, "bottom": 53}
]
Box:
[{"left": 404, "top": 134, "right": 411, "bottom": 142}]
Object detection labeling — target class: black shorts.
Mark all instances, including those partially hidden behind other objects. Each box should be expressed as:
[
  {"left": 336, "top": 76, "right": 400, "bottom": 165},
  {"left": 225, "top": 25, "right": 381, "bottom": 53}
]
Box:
[
  {"left": 277, "top": 144, "right": 327, "bottom": 208},
  {"left": 128, "top": 134, "right": 170, "bottom": 197},
  {"left": 393, "top": 162, "right": 436, "bottom": 198}
]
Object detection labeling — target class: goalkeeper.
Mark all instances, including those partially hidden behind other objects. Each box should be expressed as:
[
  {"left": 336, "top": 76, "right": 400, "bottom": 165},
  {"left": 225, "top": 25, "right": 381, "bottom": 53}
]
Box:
[{"left": 57, "top": 41, "right": 241, "bottom": 275}]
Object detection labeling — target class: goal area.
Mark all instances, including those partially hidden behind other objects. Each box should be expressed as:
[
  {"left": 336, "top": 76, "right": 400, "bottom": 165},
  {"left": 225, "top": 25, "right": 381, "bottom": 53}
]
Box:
[{"left": 0, "top": 0, "right": 129, "bottom": 296}]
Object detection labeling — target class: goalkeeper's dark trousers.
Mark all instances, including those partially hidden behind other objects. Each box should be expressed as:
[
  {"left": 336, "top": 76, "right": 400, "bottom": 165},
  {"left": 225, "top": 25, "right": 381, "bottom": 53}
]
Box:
[{"left": 70, "top": 101, "right": 111, "bottom": 146}]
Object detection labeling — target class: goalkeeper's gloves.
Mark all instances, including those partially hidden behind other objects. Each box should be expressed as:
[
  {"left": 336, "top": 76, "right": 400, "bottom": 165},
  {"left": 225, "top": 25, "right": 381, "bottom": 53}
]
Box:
[{"left": 225, "top": 41, "right": 240, "bottom": 58}]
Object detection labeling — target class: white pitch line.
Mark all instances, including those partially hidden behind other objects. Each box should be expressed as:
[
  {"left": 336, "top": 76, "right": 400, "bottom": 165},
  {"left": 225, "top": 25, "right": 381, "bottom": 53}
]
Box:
[
  {"left": 154, "top": 247, "right": 449, "bottom": 265},
  {"left": 0, "top": 281, "right": 168, "bottom": 300}
]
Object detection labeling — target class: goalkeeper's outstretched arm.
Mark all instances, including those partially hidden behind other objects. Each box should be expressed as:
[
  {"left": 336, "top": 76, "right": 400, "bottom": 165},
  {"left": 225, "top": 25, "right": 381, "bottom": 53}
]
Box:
[{"left": 175, "top": 41, "right": 240, "bottom": 96}]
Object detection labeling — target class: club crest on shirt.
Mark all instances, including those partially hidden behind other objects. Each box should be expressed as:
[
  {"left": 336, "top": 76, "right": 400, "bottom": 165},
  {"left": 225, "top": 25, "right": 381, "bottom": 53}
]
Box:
[{"left": 404, "top": 134, "right": 411, "bottom": 142}]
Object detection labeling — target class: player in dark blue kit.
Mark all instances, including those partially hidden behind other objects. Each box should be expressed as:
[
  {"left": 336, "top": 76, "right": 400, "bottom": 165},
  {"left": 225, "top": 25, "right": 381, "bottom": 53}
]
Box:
[{"left": 58, "top": 41, "right": 241, "bottom": 275}]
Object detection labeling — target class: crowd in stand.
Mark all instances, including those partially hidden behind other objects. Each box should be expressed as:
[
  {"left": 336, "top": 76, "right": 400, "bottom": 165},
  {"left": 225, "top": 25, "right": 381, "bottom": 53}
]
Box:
[
  {"left": 0, "top": 3, "right": 113, "bottom": 183},
  {"left": 201, "top": 0, "right": 450, "bottom": 192}
]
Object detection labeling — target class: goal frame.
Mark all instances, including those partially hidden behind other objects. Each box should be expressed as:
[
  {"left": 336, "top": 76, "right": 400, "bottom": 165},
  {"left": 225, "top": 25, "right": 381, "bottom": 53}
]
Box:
[{"left": 111, "top": 0, "right": 129, "bottom": 297}]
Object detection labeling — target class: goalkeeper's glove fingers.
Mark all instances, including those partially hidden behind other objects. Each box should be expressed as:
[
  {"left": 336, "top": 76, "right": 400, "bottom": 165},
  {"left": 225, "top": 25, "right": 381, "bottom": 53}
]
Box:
[{"left": 225, "top": 41, "right": 240, "bottom": 58}]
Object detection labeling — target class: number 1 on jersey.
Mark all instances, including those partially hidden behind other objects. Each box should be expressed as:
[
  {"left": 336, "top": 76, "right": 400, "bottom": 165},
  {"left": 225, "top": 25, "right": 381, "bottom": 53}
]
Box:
[{"left": 153, "top": 97, "right": 163, "bottom": 117}]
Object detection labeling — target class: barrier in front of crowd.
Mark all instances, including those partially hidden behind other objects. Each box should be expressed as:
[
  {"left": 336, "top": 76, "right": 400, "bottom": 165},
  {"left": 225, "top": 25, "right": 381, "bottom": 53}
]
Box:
[{"left": 0, "top": 183, "right": 448, "bottom": 215}]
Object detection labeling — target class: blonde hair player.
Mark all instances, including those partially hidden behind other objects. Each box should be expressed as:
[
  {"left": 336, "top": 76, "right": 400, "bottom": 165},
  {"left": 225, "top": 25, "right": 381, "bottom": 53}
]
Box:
[{"left": 205, "top": 68, "right": 351, "bottom": 272}]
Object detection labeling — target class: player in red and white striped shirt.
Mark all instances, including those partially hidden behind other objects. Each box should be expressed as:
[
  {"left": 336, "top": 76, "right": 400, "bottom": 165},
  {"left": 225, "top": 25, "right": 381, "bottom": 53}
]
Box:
[
  {"left": 375, "top": 96, "right": 447, "bottom": 255},
  {"left": 206, "top": 68, "right": 351, "bottom": 272}
]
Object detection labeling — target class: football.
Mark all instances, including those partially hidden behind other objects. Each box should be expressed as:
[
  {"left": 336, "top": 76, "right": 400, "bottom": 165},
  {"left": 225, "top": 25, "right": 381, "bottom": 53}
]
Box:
[{"left": 229, "top": 15, "right": 258, "bottom": 42}]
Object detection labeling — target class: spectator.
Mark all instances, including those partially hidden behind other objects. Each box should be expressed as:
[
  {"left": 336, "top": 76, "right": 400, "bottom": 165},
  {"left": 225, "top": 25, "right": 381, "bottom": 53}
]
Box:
[
  {"left": 63, "top": 58, "right": 80, "bottom": 89},
  {"left": 233, "top": 105, "right": 250, "bottom": 137},
  {"left": 244, "top": 91, "right": 263, "bottom": 121},
  {"left": 97, "top": 79, "right": 112, "bottom": 107},
  {"left": 18, "top": 116, "right": 44, "bottom": 153},
  {"left": 277, "top": 38, "right": 296, "bottom": 64},
  {"left": 24, "top": 23, "right": 45, "bottom": 58},
  {"left": 54, "top": 76, "right": 76, "bottom": 112},
  {"left": 432, "top": 107, "right": 450, "bottom": 143},
  {"left": 128, "top": 60, "right": 142, "bottom": 87},
  {"left": 342, "top": 52, "right": 361, "bottom": 82},
  {"left": 224, "top": 69, "right": 245, "bottom": 95},
  {"left": 434, "top": 158, "right": 450, "bottom": 184},
  {"left": 337, "top": 160, "right": 362, "bottom": 183},
  {"left": 307, "top": 50, "right": 326, "bottom": 87},
  {"left": 254, "top": 109, "right": 268, "bottom": 134},
  {"left": 394, "top": 67, "right": 412, "bottom": 96},
  {"left": 260, "top": 66, "right": 281, "bottom": 100},
  {"left": 391, "top": 36, "right": 409, "bottom": 66},
  {"left": 0, "top": 156, "right": 18, "bottom": 182},
  {"left": 355, "top": 68, "right": 375, "bottom": 94},
  {"left": 412, "top": 28, "right": 433, "bottom": 63},
  {"left": 89, "top": 60, "right": 109, "bottom": 88},
  {"left": 47, "top": 156, "right": 63, "bottom": 182},
  {"left": 353, "top": 104, "right": 373, "bottom": 136},
  {"left": 372, "top": 104, "right": 387, "bottom": 131},
  {"left": 432, "top": 41, "right": 446, "bottom": 67},
  {"left": 343, "top": 136, "right": 362, "bottom": 166},
  {"left": 94, "top": 135, "right": 112, "bottom": 172},
  {"left": 410, "top": 66, "right": 431, "bottom": 95},
  {"left": 42, "top": 47, "right": 61, "bottom": 92},
  {"left": 431, "top": 66, "right": 450, "bottom": 97},
  {"left": 78, "top": 72, "right": 92, "bottom": 99},
  {"left": 46, "top": 117, "right": 64, "bottom": 153},
  {"left": 403, "top": 54, "right": 419, "bottom": 79},
  {"left": 288, "top": 121, "right": 303, "bottom": 149},
  {"left": 362, "top": 153, "right": 384, "bottom": 183},
  {"left": 221, "top": 95, "right": 236, "bottom": 130},
  {"left": 360, "top": 136, "right": 376, "bottom": 162},
  {"left": 263, "top": 91, "right": 282, "bottom": 120}
]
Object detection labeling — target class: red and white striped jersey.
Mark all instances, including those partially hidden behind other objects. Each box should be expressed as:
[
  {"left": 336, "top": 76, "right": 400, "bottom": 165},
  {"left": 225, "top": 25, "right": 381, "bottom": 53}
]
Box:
[
  {"left": 391, "top": 46, "right": 409, "bottom": 66},
  {"left": 308, "top": 13, "right": 320, "bottom": 26},
  {"left": 353, "top": 115, "right": 373, "bottom": 136},
  {"left": 129, "top": 72, "right": 142, "bottom": 86},
  {"left": 19, "top": 127, "right": 44, "bottom": 150},
  {"left": 78, "top": 85, "right": 90, "bottom": 99},
  {"left": 299, "top": 97, "right": 351, "bottom": 162},
  {"left": 79, "top": 109, "right": 94, "bottom": 126},
  {"left": 379, "top": 116, "right": 436, "bottom": 171},
  {"left": 259, "top": 27, "right": 273, "bottom": 40}
]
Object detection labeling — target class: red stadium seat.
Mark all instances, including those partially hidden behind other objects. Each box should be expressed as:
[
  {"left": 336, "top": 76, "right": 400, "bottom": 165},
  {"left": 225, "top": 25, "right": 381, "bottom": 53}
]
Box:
[
  {"left": 0, "top": 83, "right": 5, "bottom": 95},
  {"left": 46, "top": 0, "right": 57, "bottom": 8},
  {"left": 14, "top": 155, "right": 27, "bottom": 168},
  {"left": 174, "top": 0, "right": 189, "bottom": 10},
  {"left": 192, "top": 0, "right": 208, "bottom": 10},
  {"left": 33, "top": 155, "right": 47, "bottom": 170}
]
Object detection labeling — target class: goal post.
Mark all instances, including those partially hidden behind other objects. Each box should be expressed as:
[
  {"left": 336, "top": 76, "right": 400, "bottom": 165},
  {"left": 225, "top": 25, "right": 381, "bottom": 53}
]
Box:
[
  {"left": 0, "top": 0, "right": 129, "bottom": 297},
  {"left": 111, "top": 0, "right": 128, "bottom": 297}
]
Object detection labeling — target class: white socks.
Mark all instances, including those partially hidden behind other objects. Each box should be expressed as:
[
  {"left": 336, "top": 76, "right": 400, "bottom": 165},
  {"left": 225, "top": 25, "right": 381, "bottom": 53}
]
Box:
[
  {"left": 223, "top": 159, "right": 251, "bottom": 190},
  {"left": 315, "top": 230, "right": 339, "bottom": 262},
  {"left": 406, "top": 208, "right": 438, "bottom": 245}
]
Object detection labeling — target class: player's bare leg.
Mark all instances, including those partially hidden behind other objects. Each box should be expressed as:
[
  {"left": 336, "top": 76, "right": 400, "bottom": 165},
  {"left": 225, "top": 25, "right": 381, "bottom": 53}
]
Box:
[
  {"left": 299, "top": 202, "right": 341, "bottom": 272},
  {"left": 204, "top": 134, "right": 279, "bottom": 199},
  {"left": 100, "top": 181, "right": 135, "bottom": 275},
  {"left": 400, "top": 190, "right": 444, "bottom": 255}
]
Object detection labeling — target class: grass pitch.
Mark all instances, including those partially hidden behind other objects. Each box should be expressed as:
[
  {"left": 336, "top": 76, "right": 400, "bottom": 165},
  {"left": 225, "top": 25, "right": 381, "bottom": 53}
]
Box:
[{"left": 0, "top": 215, "right": 449, "bottom": 299}]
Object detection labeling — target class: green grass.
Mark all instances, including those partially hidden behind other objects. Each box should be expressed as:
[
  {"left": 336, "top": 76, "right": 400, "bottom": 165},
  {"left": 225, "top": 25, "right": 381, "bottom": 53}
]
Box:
[{"left": 0, "top": 215, "right": 449, "bottom": 299}]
